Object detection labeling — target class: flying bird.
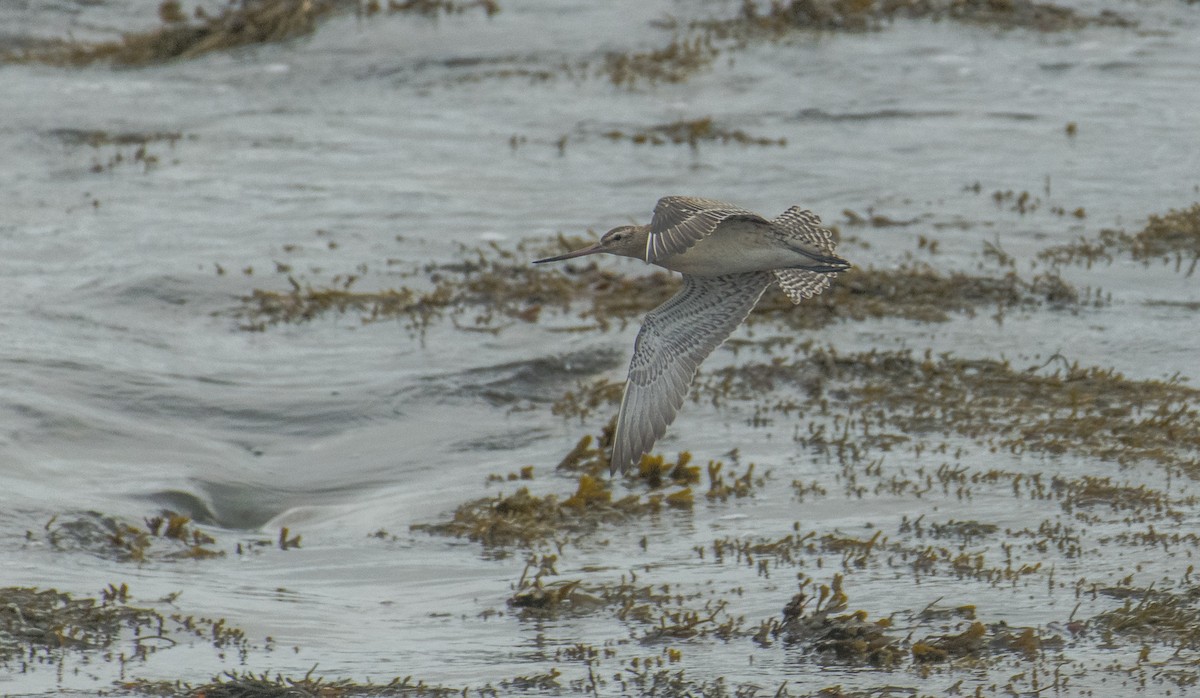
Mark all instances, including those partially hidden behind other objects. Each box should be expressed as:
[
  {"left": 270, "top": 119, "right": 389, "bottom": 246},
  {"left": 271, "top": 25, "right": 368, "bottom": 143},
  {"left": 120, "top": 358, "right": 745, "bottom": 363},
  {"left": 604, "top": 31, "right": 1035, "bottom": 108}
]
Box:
[{"left": 535, "top": 196, "right": 849, "bottom": 473}]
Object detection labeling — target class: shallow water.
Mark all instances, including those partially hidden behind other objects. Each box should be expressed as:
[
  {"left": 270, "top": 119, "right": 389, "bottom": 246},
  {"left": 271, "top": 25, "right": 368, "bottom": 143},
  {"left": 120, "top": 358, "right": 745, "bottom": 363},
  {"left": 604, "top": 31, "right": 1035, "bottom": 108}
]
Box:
[{"left": 2, "top": 0, "right": 1199, "bottom": 695}]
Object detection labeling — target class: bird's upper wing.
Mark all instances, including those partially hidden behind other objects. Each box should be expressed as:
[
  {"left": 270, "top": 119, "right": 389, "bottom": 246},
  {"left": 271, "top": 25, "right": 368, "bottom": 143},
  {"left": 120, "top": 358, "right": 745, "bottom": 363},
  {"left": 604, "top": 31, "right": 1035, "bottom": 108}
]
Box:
[
  {"left": 646, "top": 196, "right": 769, "bottom": 261},
  {"left": 611, "top": 272, "right": 773, "bottom": 473},
  {"left": 772, "top": 206, "right": 836, "bottom": 255}
]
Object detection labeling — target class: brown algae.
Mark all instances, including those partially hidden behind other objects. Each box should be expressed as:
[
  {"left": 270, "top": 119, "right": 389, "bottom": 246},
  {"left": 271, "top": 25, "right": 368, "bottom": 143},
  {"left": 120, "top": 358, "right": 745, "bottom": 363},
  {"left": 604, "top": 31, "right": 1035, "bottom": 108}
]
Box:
[
  {"left": 29, "top": 510, "right": 303, "bottom": 562},
  {"left": 604, "top": 35, "right": 719, "bottom": 88},
  {"left": 508, "top": 557, "right": 745, "bottom": 643},
  {"left": 5, "top": 0, "right": 501, "bottom": 67},
  {"left": 129, "top": 671, "right": 463, "bottom": 697},
  {"left": 771, "top": 573, "right": 1055, "bottom": 666},
  {"left": 601, "top": 117, "right": 786, "bottom": 148},
  {"left": 604, "top": 0, "right": 1133, "bottom": 86},
  {"left": 699, "top": 346, "right": 1200, "bottom": 476},
  {"left": 7, "top": 0, "right": 342, "bottom": 67},
  {"left": 1091, "top": 584, "right": 1200, "bottom": 649},
  {"left": 31, "top": 511, "right": 223, "bottom": 562},
  {"left": 45, "top": 128, "right": 190, "bottom": 176},
  {"left": 0, "top": 585, "right": 160, "bottom": 661},
  {"left": 237, "top": 236, "right": 1092, "bottom": 332},
  {"left": 1039, "top": 202, "right": 1200, "bottom": 276},
  {"left": 411, "top": 435, "right": 759, "bottom": 548},
  {"left": 728, "top": 0, "right": 1132, "bottom": 33},
  {"left": 0, "top": 585, "right": 251, "bottom": 668},
  {"left": 236, "top": 237, "right": 630, "bottom": 331},
  {"left": 775, "top": 573, "right": 904, "bottom": 666}
]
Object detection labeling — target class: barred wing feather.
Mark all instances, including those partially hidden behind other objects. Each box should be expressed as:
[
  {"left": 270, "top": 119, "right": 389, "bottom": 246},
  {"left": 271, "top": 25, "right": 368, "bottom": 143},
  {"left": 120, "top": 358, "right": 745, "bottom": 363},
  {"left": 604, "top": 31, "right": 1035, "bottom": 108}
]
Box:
[
  {"left": 772, "top": 206, "right": 836, "bottom": 254},
  {"left": 611, "top": 272, "right": 773, "bottom": 473},
  {"left": 770, "top": 206, "right": 840, "bottom": 304}
]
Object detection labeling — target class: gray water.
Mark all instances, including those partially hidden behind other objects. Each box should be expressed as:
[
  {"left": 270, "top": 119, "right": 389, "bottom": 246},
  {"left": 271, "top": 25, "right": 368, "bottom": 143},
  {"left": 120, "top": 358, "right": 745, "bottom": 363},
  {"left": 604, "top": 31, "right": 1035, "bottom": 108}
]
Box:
[{"left": 2, "top": 0, "right": 1199, "bottom": 695}]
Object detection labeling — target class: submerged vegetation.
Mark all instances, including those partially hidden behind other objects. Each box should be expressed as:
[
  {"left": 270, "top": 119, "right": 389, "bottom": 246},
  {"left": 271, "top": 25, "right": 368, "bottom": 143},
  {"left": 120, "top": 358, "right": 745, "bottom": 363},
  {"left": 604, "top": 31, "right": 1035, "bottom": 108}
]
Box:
[
  {"left": 0, "top": 585, "right": 160, "bottom": 662},
  {"left": 5, "top": 0, "right": 1137, "bottom": 84},
  {"left": 600, "top": 117, "right": 787, "bottom": 148},
  {"left": 699, "top": 344, "right": 1200, "bottom": 476},
  {"left": 27, "top": 510, "right": 299, "bottom": 562},
  {"left": 31, "top": 510, "right": 223, "bottom": 562},
  {"left": 605, "top": 35, "right": 720, "bottom": 88},
  {"left": 1038, "top": 202, "right": 1200, "bottom": 276},
  {"left": 8, "top": 0, "right": 342, "bottom": 67},
  {"left": 0, "top": 584, "right": 250, "bottom": 668},
  {"left": 3, "top": 0, "right": 500, "bottom": 67},
  {"left": 1092, "top": 584, "right": 1200, "bottom": 649},
  {"left": 729, "top": 0, "right": 1133, "bottom": 33},
  {"left": 129, "top": 671, "right": 465, "bottom": 697},
  {"left": 605, "top": 0, "right": 1134, "bottom": 86},
  {"left": 236, "top": 235, "right": 1093, "bottom": 332},
  {"left": 392, "top": 227, "right": 1199, "bottom": 685},
  {"left": 411, "top": 435, "right": 755, "bottom": 548}
]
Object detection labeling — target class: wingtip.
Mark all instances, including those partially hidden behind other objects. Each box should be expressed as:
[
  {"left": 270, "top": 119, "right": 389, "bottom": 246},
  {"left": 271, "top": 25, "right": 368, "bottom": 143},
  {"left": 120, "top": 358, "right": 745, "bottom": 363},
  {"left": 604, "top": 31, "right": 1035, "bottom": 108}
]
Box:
[{"left": 609, "top": 445, "right": 636, "bottom": 476}]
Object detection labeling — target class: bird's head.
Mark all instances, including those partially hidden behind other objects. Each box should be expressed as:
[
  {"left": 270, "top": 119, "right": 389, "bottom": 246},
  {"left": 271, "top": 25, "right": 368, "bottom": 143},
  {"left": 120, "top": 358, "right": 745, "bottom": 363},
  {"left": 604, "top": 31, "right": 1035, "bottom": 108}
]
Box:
[{"left": 533, "top": 225, "right": 648, "bottom": 264}]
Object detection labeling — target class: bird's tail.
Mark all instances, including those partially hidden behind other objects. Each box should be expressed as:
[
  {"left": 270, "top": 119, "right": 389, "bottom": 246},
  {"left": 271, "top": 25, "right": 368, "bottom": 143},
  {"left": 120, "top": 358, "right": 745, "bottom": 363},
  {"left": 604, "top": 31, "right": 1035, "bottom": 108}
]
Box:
[{"left": 773, "top": 268, "right": 832, "bottom": 302}]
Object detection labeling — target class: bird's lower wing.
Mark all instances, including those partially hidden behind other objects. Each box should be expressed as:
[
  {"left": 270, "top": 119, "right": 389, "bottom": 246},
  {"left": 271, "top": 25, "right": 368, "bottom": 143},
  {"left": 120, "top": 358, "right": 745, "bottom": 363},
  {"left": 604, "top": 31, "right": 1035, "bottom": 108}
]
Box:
[
  {"left": 773, "top": 206, "right": 836, "bottom": 254},
  {"left": 647, "top": 197, "right": 768, "bottom": 262},
  {"left": 611, "top": 272, "right": 773, "bottom": 473},
  {"left": 772, "top": 268, "right": 832, "bottom": 303}
]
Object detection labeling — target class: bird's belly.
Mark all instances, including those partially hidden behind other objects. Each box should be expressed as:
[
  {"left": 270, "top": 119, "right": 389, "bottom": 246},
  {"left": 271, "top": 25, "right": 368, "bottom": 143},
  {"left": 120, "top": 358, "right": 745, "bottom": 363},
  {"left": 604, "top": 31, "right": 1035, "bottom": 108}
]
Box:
[{"left": 656, "top": 231, "right": 794, "bottom": 276}]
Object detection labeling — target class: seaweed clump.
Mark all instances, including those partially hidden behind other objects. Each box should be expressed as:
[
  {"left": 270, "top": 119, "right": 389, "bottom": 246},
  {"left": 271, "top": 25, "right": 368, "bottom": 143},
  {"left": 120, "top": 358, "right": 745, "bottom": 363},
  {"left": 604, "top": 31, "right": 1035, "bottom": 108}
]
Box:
[
  {"left": 0, "top": 584, "right": 252, "bottom": 669},
  {"left": 5, "top": 0, "right": 500, "bottom": 67},
  {"left": 0, "top": 585, "right": 161, "bottom": 662},
  {"left": 508, "top": 555, "right": 747, "bottom": 643},
  {"left": 7, "top": 0, "right": 340, "bottom": 67},
  {"left": 604, "top": 35, "right": 719, "bottom": 87},
  {"left": 132, "top": 670, "right": 462, "bottom": 697},
  {"left": 236, "top": 237, "right": 681, "bottom": 332},
  {"left": 1039, "top": 203, "right": 1200, "bottom": 276},
  {"left": 603, "top": 0, "right": 1132, "bottom": 86},
  {"left": 773, "top": 575, "right": 1053, "bottom": 666},
  {"left": 413, "top": 432, "right": 758, "bottom": 549},
  {"left": 602, "top": 117, "right": 786, "bottom": 148},
  {"left": 912, "top": 621, "right": 1051, "bottom": 662},
  {"left": 775, "top": 574, "right": 903, "bottom": 665},
  {"left": 411, "top": 436, "right": 696, "bottom": 548},
  {"left": 701, "top": 346, "right": 1200, "bottom": 479},
  {"left": 756, "top": 263, "right": 1085, "bottom": 330},
  {"left": 237, "top": 236, "right": 1090, "bottom": 333},
  {"left": 32, "top": 510, "right": 222, "bottom": 562},
  {"left": 729, "top": 0, "right": 1131, "bottom": 33},
  {"left": 1091, "top": 585, "right": 1200, "bottom": 649}
]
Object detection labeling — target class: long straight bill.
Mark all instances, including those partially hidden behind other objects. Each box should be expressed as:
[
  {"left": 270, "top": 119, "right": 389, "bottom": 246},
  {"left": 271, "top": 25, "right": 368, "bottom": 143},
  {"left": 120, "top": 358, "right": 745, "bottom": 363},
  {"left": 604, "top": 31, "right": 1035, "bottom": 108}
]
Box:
[{"left": 533, "top": 242, "right": 604, "bottom": 264}]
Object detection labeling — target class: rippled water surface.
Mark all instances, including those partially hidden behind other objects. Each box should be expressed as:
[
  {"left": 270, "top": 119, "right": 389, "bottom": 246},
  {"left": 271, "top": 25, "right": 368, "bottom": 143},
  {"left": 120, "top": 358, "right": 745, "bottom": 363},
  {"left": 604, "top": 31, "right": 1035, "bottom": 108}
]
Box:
[{"left": 2, "top": 0, "right": 1199, "bottom": 695}]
